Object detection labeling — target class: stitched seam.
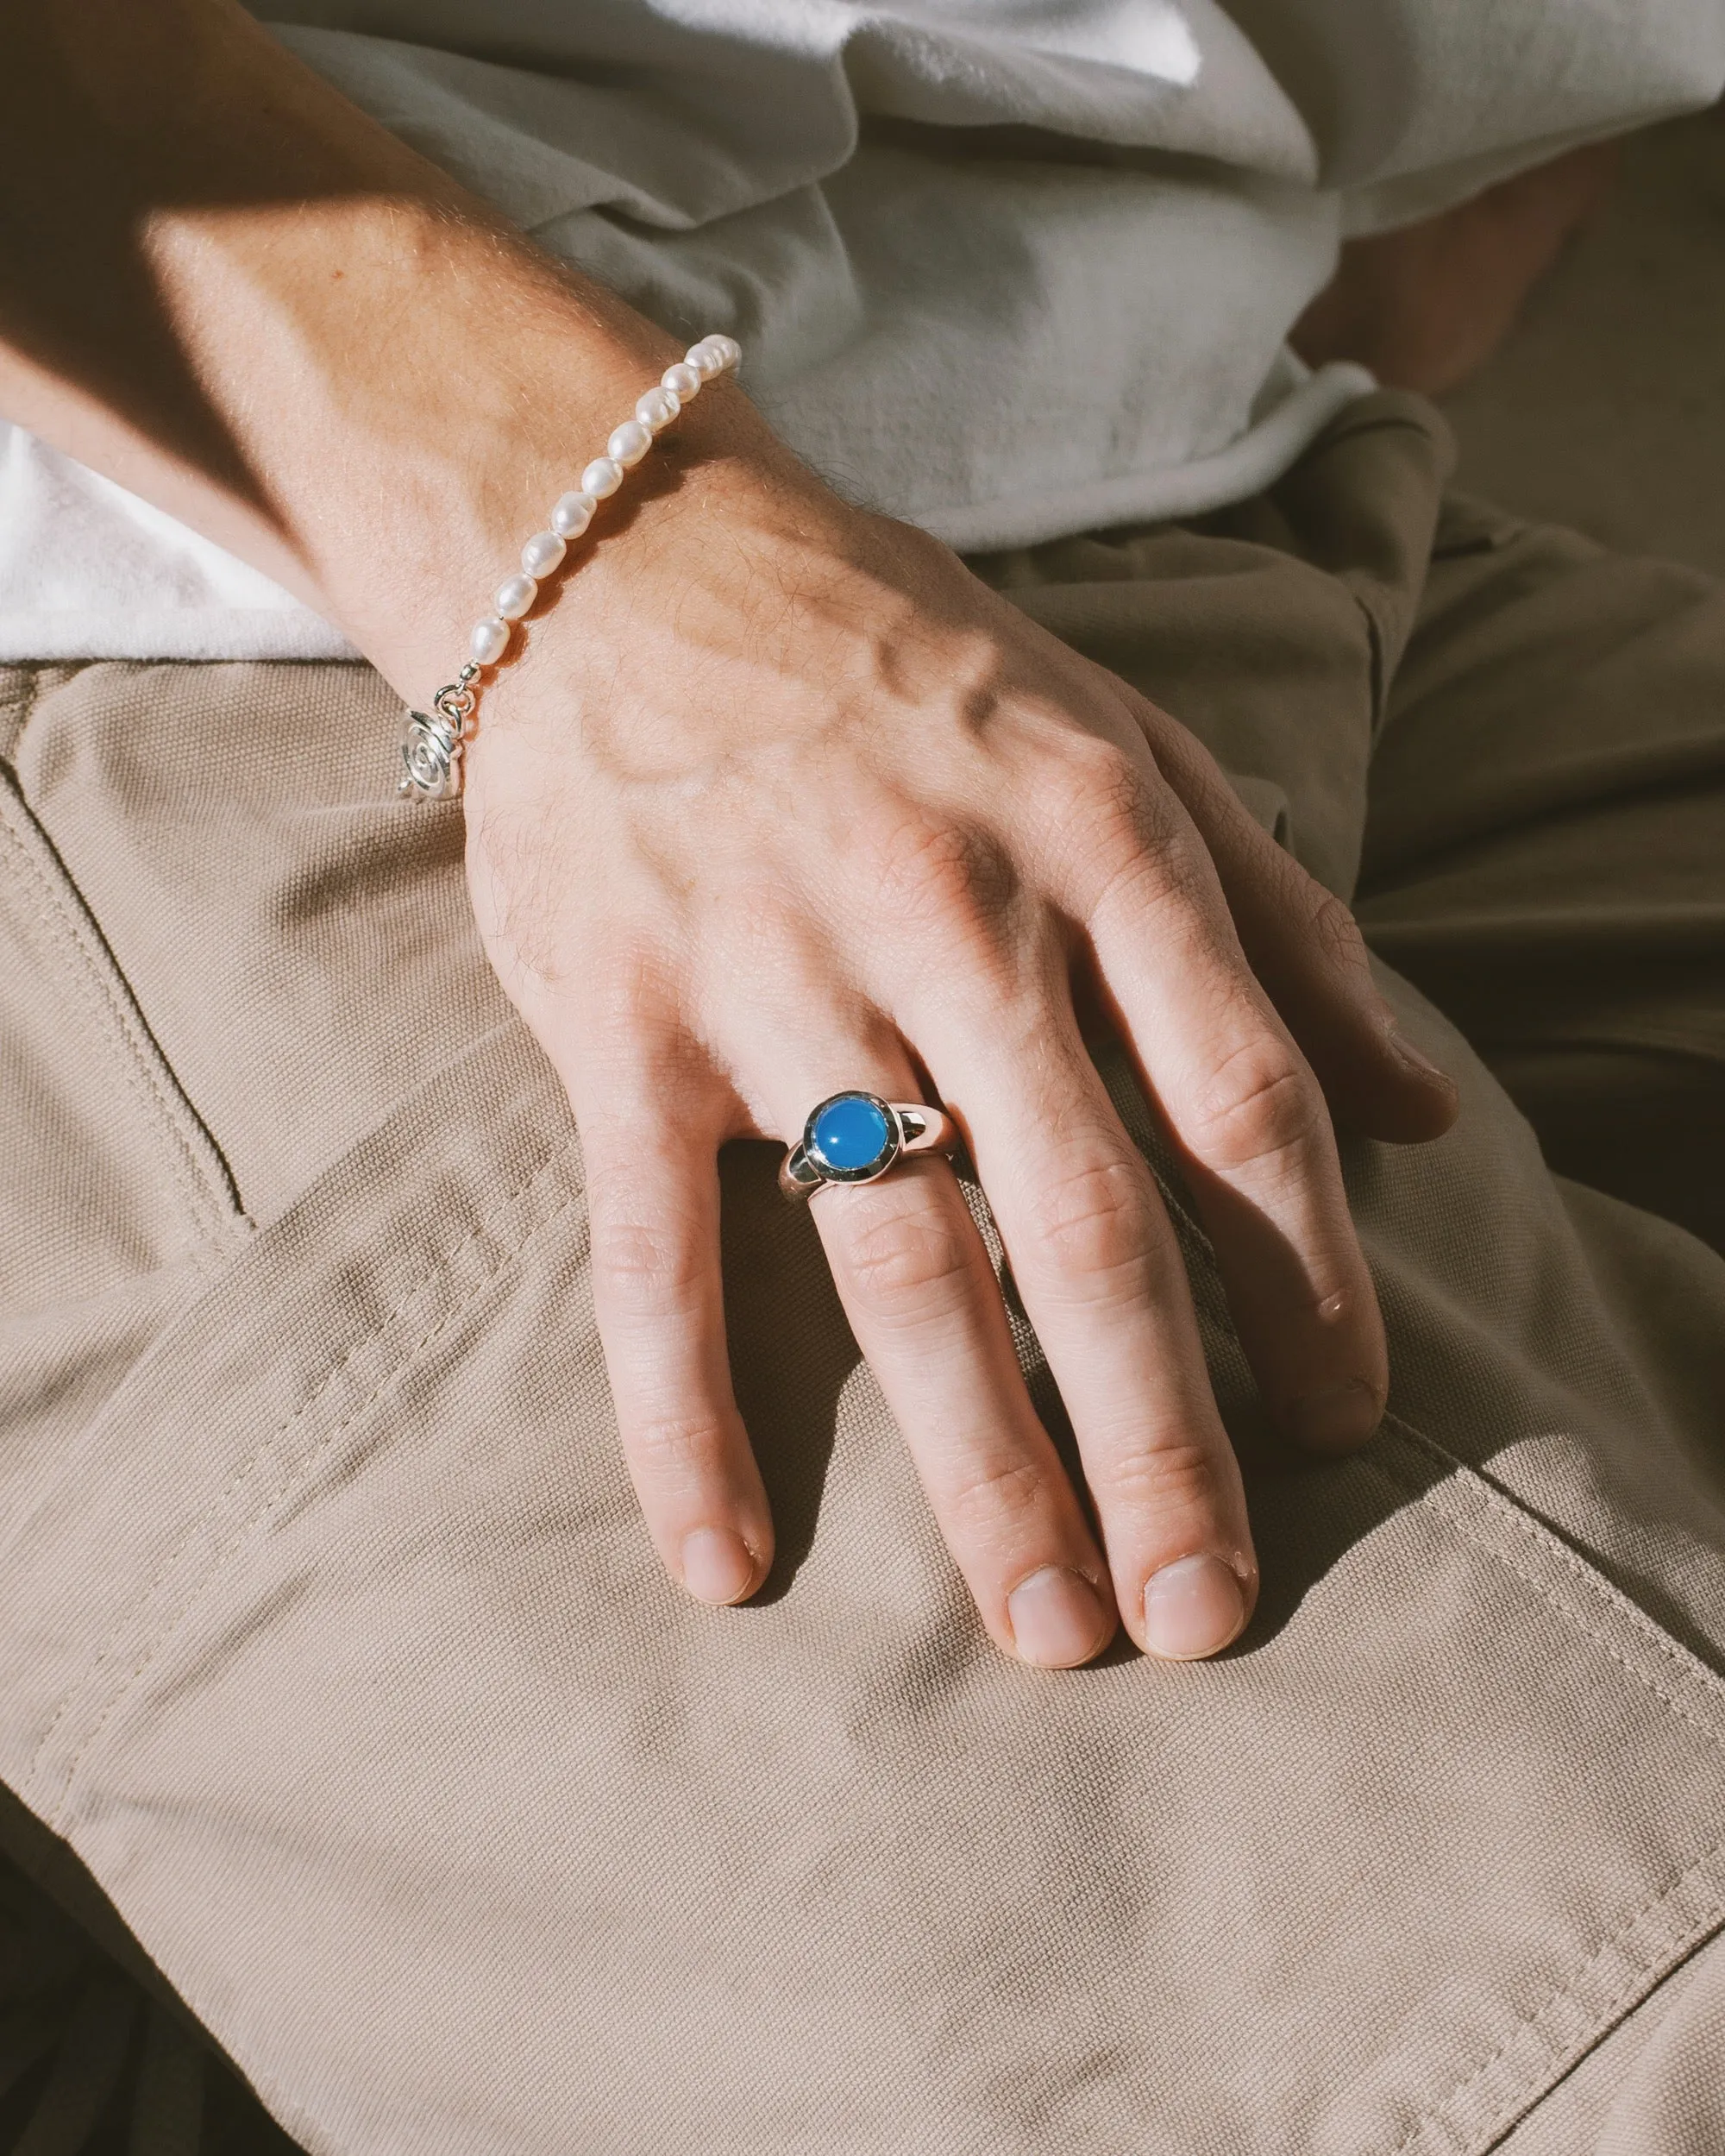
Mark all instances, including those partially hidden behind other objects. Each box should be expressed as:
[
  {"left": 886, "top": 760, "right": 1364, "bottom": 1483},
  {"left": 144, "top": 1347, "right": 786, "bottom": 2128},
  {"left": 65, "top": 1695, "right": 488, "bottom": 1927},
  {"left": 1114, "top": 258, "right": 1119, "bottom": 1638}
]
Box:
[
  {"left": 1382, "top": 1413, "right": 1725, "bottom": 1708},
  {"left": 25, "top": 1129, "right": 574, "bottom": 1774},
  {"left": 1361, "top": 1449, "right": 1724, "bottom": 1751},
  {"left": 25, "top": 1136, "right": 578, "bottom": 1792},
  {"left": 44, "top": 1168, "right": 586, "bottom": 1824},
  {"left": 42, "top": 1165, "right": 582, "bottom": 1817},
  {"left": 1383, "top": 1835, "right": 1725, "bottom": 2156},
  {"left": 0, "top": 800, "right": 219, "bottom": 1231},
  {"left": 1361, "top": 1417, "right": 1725, "bottom": 2151},
  {"left": 1145, "top": 1142, "right": 1725, "bottom": 1712},
  {"left": 0, "top": 661, "right": 50, "bottom": 751},
  {"left": 0, "top": 806, "right": 215, "bottom": 1233},
  {"left": 0, "top": 791, "right": 230, "bottom": 1245},
  {"left": 1141, "top": 1116, "right": 1725, "bottom": 2145}
]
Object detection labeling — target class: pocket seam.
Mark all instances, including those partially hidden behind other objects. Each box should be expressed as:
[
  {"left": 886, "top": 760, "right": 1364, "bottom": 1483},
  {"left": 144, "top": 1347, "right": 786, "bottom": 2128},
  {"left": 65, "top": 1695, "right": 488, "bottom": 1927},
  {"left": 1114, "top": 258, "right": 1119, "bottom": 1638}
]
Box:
[
  {"left": 1385, "top": 1832, "right": 1725, "bottom": 2156},
  {"left": 0, "top": 767, "right": 242, "bottom": 1262},
  {"left": 1134, "top": 1147, "right": 1725, "bottom": 2145},
  {"left": 1141, "top": 1140, "right": 1725, "bottom": 1717},
  {"left": 28, "top": 1122, "right": 584, "bottom": 1822},
  {"left": 1376, "top": 1417, "right": 1725, "bottom": 1740},
  {"left": 1338, "top": 1433, "right": 1725, "bottom": 2153}
]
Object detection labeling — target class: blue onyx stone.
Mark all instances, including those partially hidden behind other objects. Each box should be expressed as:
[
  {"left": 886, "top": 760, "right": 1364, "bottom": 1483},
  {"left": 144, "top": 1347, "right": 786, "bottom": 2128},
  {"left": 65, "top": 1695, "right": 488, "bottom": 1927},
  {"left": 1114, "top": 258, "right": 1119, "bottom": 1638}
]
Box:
[{"left": 810, "top": 1092, "right": 894, "bottom": 1175}]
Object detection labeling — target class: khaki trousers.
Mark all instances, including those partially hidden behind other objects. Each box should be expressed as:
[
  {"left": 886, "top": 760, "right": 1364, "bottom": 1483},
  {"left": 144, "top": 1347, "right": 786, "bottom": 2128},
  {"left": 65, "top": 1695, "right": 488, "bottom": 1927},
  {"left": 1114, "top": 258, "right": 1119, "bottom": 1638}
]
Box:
[{"left": 3, "top": 393, "right": 1723, "bottom": 2154}]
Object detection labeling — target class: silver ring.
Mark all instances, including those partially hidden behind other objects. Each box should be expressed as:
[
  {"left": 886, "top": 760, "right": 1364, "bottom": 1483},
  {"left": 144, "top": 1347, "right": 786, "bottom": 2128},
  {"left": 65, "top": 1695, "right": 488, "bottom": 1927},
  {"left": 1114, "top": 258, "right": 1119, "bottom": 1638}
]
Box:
[{"left": 778, "top": 1091, "right": 958, "bottom": 1202}]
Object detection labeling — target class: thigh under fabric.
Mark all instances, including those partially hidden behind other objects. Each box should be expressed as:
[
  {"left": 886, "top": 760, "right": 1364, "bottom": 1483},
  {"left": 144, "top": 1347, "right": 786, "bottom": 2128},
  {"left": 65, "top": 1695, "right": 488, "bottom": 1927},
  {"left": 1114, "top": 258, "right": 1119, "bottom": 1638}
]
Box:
[
  {"left": 3, "top": 395, "right": 1725, "bottom": 2156},
  {"left": 1354, "top": 493, "right": 1725, "bottom": 1257},
  {"left": 987, "top": 404, "right": 1725, "bottom": 1258}
]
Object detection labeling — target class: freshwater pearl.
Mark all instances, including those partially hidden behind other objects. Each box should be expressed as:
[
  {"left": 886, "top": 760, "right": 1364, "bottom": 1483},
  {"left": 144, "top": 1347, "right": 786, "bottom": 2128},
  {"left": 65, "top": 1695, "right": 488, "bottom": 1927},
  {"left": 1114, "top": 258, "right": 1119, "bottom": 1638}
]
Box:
[
  {"left": 428, "top": 344, "right": 742, "bottom": 724},
  {"left": 470, "top": 616, "right": 511, "bottom": 667},
  {"left": 551, "top": 491, "right": 596, "bottom": 538},
  {"left": 636, "top": 386, "right": 680, "bottom": 432},
  {"left": 495, "top": 573, "right": 537, "bottom": 621},
  {"left": 521, "top": 530, "right": 567, "bottom": 578},
  {"left": 607, "top": 418, "right": 653, "bottom": 468}
]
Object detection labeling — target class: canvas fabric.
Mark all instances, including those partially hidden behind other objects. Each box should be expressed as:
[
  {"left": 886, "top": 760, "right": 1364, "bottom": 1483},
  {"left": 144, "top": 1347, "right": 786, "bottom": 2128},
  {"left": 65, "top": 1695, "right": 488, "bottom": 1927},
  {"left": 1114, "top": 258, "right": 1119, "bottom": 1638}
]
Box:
[{"left": 1, "top": 390, "right": 1723, "bottom": 2153}]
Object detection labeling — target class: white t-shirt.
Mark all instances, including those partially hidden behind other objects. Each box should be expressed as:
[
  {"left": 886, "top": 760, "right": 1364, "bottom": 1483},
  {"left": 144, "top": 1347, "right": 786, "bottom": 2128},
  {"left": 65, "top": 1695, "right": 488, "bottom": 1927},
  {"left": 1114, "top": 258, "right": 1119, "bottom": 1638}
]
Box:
[{"left": 3, "top": 0, "right": 1720, "bottom": 662}]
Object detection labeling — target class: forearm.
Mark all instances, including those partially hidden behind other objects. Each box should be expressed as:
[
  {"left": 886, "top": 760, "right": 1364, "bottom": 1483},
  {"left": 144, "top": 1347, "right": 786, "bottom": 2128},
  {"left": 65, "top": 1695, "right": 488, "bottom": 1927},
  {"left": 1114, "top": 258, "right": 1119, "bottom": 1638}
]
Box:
[{"left": 0, "top": 0, "right": 774, "bottom": 689}]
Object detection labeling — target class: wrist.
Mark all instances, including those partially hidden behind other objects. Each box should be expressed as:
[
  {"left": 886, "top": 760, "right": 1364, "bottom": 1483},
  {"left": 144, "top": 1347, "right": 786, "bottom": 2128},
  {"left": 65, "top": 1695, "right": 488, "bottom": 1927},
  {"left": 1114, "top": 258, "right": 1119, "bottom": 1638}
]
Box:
[
  {"left": 255, "top": 220, "right": 822, "bottom": 709},
  {"left": 376, "top": 314, "right": 818, "bottom": 717},
  {"left": 5, "top": 0, "right": 837, "bottom": 714},
  {"left": 142, "top": 193, "right": 705, "bottom": 669}
]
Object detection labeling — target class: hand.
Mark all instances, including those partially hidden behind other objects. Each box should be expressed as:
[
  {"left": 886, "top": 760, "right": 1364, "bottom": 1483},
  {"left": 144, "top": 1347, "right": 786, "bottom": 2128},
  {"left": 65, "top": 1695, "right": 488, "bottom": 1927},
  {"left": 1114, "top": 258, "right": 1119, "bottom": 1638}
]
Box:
[
  {"left": 0, "top": 0, "right": 1457, "bottom": 1669},
  {"left": 461, "top": 437, "right": 1458, "bottom": 1668}
]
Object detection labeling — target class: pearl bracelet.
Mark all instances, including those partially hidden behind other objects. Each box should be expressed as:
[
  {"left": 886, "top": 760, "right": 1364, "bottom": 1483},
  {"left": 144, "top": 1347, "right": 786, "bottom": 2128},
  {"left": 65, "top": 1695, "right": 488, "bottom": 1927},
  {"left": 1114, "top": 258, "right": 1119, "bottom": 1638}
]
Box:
[{"left": 398, "top": 331, "right": 743, "bottom": 800}]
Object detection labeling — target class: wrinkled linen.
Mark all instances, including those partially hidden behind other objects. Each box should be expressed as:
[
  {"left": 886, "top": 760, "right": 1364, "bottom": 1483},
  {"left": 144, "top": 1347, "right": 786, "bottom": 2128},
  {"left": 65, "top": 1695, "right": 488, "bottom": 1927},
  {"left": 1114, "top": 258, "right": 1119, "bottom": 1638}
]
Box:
[
  {"left": 2, "top": 0, "right": 1722, "bottom": 659},
  {"left": 5, "top": 393, "right": 1725, "bottom": 2153}
]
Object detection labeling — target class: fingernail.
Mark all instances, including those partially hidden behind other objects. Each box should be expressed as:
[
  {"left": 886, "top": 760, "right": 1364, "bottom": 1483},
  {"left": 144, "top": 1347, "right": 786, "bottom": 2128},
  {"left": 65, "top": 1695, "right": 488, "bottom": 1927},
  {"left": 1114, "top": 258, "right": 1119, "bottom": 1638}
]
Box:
[
  {"left": 1288, "top": 1377, "right": 1383, "bottom": 1452},
  {"left": 681, "top": 1526, "right": 757, "bottom": 1605},
  {"left": 1387, "top": 1024, "right": 1452, "bottom": 1087},
  {"left": 1007, "top": 1566, "right": 1111, "bottom": 1667},
  {"left": 1142, "top": 1552, "right": 1247, "bottom": 1661}
]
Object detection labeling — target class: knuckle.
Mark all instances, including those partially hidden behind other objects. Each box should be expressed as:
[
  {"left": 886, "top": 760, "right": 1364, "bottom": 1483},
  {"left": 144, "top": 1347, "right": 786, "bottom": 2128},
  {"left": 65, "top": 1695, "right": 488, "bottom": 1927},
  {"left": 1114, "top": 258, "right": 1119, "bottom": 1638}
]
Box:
[
  {"left": 624, "top": 1408, "right": 731, "bottom": 1487},
  {"left": 865, "top": 811, "right": 1017, "bottom": 946},
  {"left": 944, "top": 1454, "right": 1051, "bottom": 1538},
  {"left": 1188, "top": 1036, "right": 1319, "bottom": 1177},
  {"left": 1093, "top": 1433, "right": 1229, "bottom": 1522},
  {"left": 1308, "top": 886, "right": 1371, "bottom": 978},
  {"left": 583, "top": 942, "right": 681, "bottom": 1035},
  {"left": 1051, "top": 739, "right": 1189, "bottom": 914},
  {"left": 1083, "top": 738, "right": 1158, "bottom": 838},
  {"left": 831, "top": 1192, "right": 975, "bottom": 1323},
  {"left": 1023, "top": 1149, "right": 1156, "bottom": 1289},
  {"left": 592, "top": 1212, "right": 704, "bottom": 1320},
  {"left": 552, "top": 954, "right": 687, "bottom": 1083}
]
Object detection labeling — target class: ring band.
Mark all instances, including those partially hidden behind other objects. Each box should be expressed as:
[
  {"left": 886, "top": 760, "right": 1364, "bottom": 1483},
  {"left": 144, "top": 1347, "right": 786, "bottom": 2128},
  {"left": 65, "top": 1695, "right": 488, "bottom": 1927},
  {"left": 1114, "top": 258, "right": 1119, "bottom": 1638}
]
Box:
[{"left": 778, "top": 1090, "right": 958, "bottom": 1201}]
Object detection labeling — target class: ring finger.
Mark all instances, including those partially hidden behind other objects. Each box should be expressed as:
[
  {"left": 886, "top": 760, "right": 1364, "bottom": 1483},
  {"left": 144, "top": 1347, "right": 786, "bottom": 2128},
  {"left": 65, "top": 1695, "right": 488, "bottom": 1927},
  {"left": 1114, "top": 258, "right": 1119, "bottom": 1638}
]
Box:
[{"left": 757, "top": 1034, "right": 1118, "bottom": 1669}]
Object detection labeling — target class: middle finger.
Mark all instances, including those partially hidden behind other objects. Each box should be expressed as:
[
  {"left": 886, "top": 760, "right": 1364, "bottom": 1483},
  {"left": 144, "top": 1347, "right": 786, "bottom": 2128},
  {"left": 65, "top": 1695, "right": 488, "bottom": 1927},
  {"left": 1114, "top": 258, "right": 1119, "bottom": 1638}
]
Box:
[{"left": 912, "top": 975, "right": 1261, "bottom": 1663}]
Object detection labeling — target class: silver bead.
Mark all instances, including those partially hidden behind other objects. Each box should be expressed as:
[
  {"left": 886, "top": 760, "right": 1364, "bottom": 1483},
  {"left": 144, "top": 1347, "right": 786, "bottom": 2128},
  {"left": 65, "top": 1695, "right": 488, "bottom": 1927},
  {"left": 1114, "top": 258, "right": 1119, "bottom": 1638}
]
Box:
[{"left": 398, "top": 696, "right": 467, "bottom": 801}]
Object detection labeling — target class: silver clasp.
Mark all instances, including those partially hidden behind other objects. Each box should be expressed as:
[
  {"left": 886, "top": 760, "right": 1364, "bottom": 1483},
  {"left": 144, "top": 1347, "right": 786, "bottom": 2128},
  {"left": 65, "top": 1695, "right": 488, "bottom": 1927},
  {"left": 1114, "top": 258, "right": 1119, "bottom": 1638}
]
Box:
[{"left": 398, "top": 664, "right": 480, "bottom": 801}]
